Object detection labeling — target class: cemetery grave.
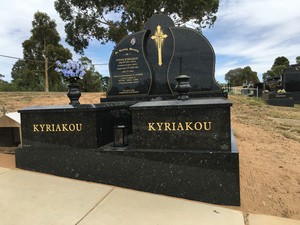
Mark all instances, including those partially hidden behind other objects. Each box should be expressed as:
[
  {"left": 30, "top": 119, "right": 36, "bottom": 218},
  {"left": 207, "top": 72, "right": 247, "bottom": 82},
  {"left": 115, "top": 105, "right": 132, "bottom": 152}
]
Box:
[
  {"left": 282, "top": 64, "right": 300, "bottom": 103},
  {"left": 15, "top": 14, "right": 240, "bottom": 206},
  {"left": 262, "top": 64, "right": 300, "bottom": 107},
  {"left": 0, "top": 14, "right": 299, "bottom": 218},
  {"left": 1, "top": 92, "right": 300, "bottom": 219}
]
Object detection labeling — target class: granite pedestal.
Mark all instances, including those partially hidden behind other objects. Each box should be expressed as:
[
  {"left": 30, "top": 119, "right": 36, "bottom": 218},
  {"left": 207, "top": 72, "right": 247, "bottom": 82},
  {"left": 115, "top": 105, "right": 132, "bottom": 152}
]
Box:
[
  {"left": 16, "top": 131, "right": 239, "bottom": 205},
  {"left": 16, "top": 14, "right": 240, "bottom": 206},
  {"left": 16, "top": 98, "right": 240, "bottom": 206}
]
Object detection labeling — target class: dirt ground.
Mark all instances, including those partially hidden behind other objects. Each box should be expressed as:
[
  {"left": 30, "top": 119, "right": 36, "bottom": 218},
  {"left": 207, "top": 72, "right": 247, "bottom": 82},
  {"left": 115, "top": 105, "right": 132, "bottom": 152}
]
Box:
[
  {"left": 230, "top": 95, "right": 300, "bottom": 219},
  {"left": 0, "top": 153, "right": 15, "bottom": 169},
  {"left": 0, "top": 92, "right": 299, "bottom": 219}
]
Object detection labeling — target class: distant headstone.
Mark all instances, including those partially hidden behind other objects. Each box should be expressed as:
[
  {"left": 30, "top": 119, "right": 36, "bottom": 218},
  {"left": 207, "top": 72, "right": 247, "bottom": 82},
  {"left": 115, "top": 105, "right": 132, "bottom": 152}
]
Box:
[
  {"left": 283, "top": 64, "right": 300, "bottom": 103},
  {"left": 107, "top": 14, "right": 222, "bottom": 101},
  {"left": 283, "top": 64, "right": 300, "bottom": 92},
  {"left": 263, "top": 64, "right": 300, "bottom": 106}
]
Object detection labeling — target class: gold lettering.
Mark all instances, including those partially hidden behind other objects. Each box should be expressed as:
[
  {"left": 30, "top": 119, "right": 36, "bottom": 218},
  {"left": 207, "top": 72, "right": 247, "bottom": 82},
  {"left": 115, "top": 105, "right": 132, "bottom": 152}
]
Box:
[
  {"left": 194, "top": 122, "right": 203, "bottom": 131},
  {"left": 119, "top": 48, "right": 129, "bottom": 52},
  {"left": 164, "top": 122, "right": 171, "bottom": 131},
  {"left": 172, "top": 122, "right": 176, "bottom": 131},
  {"left": 146, "top": 122, "right": 212, "bottom": 132},
  {"left": 148, "top": 123, "right": 156, "bottom": 131},
  {"left": 204, "top": 122, "right": 212, "bottom": 131},
  {"left": 129, "top": 48, "right": 139, "bottom": 53},
  {"left": 33, "top": 124, "right": 39, "bottom": 132},
  {"left": 32, "top": 123, "right": 83, "bottom": 132},
  {"left": 185, "top": 122, "right": 193, "bottom": 131},
  {"left": 69, "top": 124, "right": 75, "bottom": 132},
  {"left": 39, "top": 124, "right": 45, "bottom": 132},
  {"left": 157, "top": 122, "right": 163, "bottom": 131},
  {"left": 177, "top": 122, "right": 184, "bottom": 131},
  {"left": 76, "top": 123, "right": 82, "bottom": 131},
  {"left": 46, "top": 124, "right": 51, "bottom": 132},
  {"left": 56, "top": 124, "right": 61, "bottom": 132},
  {"left": 62, "top": 124, "right": 68, "bottom": 132}
]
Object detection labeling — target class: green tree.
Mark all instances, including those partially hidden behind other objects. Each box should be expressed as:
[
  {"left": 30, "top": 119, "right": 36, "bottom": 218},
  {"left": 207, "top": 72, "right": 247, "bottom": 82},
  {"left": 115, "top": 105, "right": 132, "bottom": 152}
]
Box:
[
  {"left": 0, "top": 74, "right": 5, "bottom": 84},
  {"left": 0, "top": 74, "right": 8, "bottom": 90},
  {"left": 77, "top": 57, "right": 103, "bottom": 92},
  {"left": 11, "top": 59, "right": 42, "bottom": 91},
  {"left": 101, "top": 77, "right": 110, "bottom": 92},
  {"left": 272, "top": 56, "right": 290, "bottom": 68},
  {"left": 54, "top": 0, "right": 219, "bottom": 53},
  {"left": 0, "top": 74, "right": 17, "bottom": 91},
  {"left": 225, "top": 68, "right": 243, "bottom": 86},
  {"left": 263, "top": 56, "right": 290, "bottom": 79},
  {"left": 296, "top": 56, "right": 300, "bottom": 64},
  {"left": 225, "top": 66, "right": 259, "bottom": 86},
  {"left": 11, "top": 12, "right": 72, "bottom": 91},
  {"left": 271, "top": 65, "right": 287, "bottom": 77}
]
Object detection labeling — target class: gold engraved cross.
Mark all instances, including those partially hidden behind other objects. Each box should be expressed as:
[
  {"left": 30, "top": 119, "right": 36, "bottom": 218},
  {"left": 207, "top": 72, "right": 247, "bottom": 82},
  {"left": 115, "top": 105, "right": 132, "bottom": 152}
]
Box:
[{"left": 151, "top": 25, "right": 168, "bottom": 66}]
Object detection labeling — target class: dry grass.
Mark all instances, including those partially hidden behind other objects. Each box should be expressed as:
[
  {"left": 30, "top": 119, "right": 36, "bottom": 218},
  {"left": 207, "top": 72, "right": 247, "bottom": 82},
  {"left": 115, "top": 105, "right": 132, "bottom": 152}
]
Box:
[
  {"left": 229, "top": 94, "right": 300, "bottom": 142},
  {"left": 0, "top": 92, "right": 105, "bottom": 115}
]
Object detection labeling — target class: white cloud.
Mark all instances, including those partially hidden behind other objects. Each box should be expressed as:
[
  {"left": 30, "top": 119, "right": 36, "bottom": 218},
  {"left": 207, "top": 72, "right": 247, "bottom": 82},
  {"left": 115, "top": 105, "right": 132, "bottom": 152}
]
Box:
[
  {"left": 0, "top": 0, "right": 299, "bottom": 83},
  {"left": 0, "top": 0, "right": 67, "bottom": 80},
  {"left": 0, "top": 0, "right": 111, "bottom": 81},
  {"left": 204, "top": 0, "right": 300, "bottom": 82}
]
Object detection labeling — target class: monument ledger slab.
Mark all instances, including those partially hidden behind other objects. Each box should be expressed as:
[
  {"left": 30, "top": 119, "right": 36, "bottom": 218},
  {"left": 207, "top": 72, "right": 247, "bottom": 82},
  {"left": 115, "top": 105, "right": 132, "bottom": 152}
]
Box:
[
  {"left": 19, "top": 103, "right": 131, "bottom": 149},
  {"left": 130, "top": 98, "right": 231, "bottom": 151}
]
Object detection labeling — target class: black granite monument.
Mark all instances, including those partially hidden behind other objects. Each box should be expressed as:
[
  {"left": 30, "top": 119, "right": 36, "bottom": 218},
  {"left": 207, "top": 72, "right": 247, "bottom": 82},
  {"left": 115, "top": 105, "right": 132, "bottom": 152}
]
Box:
[
  {"left": 263, "top": 72, "right": 295, "bottom": 107},
  {"left": 105, "top": 14, "right": 225, "bottom": 101},
  {"left": 16, "top": 14, "right": 240, "bottom": 206},
  {"left": 282, "top": 64, "right": 300, "bottom": 104}
]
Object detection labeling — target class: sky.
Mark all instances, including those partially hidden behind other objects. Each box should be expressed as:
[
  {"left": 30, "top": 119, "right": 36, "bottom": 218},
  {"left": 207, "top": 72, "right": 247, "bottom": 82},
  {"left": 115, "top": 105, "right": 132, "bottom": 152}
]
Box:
[{"left": 0, "top": 0, "right": 299, "bottom": 83}]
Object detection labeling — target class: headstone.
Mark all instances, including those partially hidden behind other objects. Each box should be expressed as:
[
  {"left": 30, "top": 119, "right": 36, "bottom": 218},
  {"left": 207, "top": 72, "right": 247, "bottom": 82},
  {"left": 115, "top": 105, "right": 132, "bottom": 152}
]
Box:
[
  {"left": 263, "top": 69, "right": 296, "bottom": 107},
  {"left": 264, "top": 76, "right": 281, "bottom": 92},
  {"left": 16, "top": 14, "right": 239, "bottom": 206},
  {"left": 106, "top": 14, "right": 224, "bottom": 101},
  {"left": 283, "top": 64, "right": 300, "bottom": 103},
  {"left": 262, "top": 92, "right": 294, "bottom": 107}
]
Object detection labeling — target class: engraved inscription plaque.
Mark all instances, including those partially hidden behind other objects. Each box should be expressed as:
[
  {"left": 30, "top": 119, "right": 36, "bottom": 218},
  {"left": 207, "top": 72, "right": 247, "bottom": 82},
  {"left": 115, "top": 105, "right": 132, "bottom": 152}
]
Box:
[{"left": 108, "top": 32, "right": 152, "bottom": 97}]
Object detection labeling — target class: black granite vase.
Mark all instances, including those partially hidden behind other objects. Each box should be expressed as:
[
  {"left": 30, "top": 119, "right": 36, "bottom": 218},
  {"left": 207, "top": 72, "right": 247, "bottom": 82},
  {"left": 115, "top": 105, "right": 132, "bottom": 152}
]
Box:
[
  {"left": 175, "top": 75, "right": 191, "bottom": 100},
  {"left": 67, "top": 83, "right": 81, "bottom": 106}
]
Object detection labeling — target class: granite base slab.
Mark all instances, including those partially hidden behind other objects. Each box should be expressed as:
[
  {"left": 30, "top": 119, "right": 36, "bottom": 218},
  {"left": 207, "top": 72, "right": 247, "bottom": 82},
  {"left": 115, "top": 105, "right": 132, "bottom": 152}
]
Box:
[
  {"left": 290, "top": 92, "right": 300, "bottom": 104},
  {"left": 16, "top": 138, "right": 240, "bottom": 206},
  {"left": 262, "top": 93, "right": 295, "bottom": 107},
  {"left": 265, "top": 99, "right": 294, "bottom": 107}
]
